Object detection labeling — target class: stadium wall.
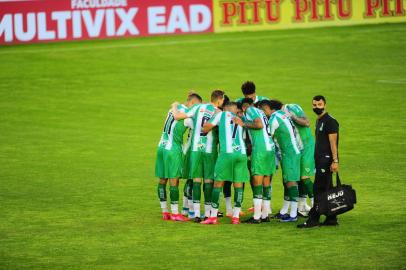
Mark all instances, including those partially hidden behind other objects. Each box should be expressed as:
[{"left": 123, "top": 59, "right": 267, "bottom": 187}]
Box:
[{"left": 0, "top": 0, "right": 405, "bottom": 45}]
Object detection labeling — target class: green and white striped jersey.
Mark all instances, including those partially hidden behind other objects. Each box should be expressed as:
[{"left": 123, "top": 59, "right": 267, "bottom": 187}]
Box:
[
  {"left": 244, "top": 106, "right": 275, "bottom": 152},
  {"left": 209, "top": 111, "right": 246, "bottom": 155},
  {"left": 158, "top": 104, "right": 188, "bottom": 151},
  {"left": 269, "top": 110, "right": 301, "bottom": 154},
  {"left": 283, "top": 104, "right": 314, "bottom": 146},
  {"left": 236, "top": 95, "right": 269, "bottom": 103},
  {"left": 185, "top": 103, "right": 218, "bottom": 153}
]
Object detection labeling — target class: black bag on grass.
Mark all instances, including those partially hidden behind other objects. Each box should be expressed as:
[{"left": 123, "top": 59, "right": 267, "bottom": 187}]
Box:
[{"left": 317, "top": 173, "right": 357, "bottom": 216}]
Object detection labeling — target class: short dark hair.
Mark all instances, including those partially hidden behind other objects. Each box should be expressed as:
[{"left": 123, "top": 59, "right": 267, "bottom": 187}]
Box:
[
  {"left": 257, "top": 100, "right": 269, "bottom": 109},
  {"left": 313, "top": 95, "right": 326, "bottom": 103},
  {"left": 188, "top": 93, "right": 202, "bottom": 102},
  {"left": 219, "top": 95, "right": 230, "bottom": 111},
  {"left": 241, "top": 98, "right": 254, "bottom": 106},
  {"left": 264, "top": 99, "right": 283, "bottom": 110},
  {"left": 241, "top": 81, "right": 256, "bottom": 95},
  {"left": 223, "top": 95, "right": 230, "bottom": 105},
  {"left": 211, "top": 90, "right": 225, "bottom": 102},
  {"left": 236, "top": 102, "right": 243, "bottom": 111},
  {"left": 224, "top": 101, "right": 238, "bottom": 108}
]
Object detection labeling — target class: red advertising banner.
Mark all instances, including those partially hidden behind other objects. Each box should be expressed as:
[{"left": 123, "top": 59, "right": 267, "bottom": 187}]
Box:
[{"left": 0, "top": 0, "right": 214, "bottom": 44}]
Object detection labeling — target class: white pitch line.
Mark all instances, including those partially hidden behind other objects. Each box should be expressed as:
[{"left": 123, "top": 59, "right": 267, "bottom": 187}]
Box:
[
  {"left": 376, "top": 80, "right": 406, "bottom": 85},
  {"left": 0, "top": 26, "right": 405, "bottom": 55}
]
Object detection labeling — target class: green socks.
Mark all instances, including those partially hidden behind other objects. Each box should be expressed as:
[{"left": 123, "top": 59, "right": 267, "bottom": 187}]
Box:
[
  {"left": 157, "top": 183, "right": 166, "bottom": 202},
  {"left": 284, "top": 184, "right": 289, "bottom": 201},
  {"left": 304, "top": 179, "right": 314, "bottom": 198},
  {"left": 234, "top": 187, "right": 244, "bottom": 207},
  {"left": 169, "top": 186, "right": 179, "bottom": 204},
  {"left": 211, "top": 187, "right": 222, "bottom": 209},
  {"left": 253, "top": 185, "right": 263, "bottom": 199},
  {"left": 203, "top": 182, "right": 213, "bottom": 205},
  {"left": 288, "top": 185, "right": 299, "bottom": 202},
  {"left": 263, "top": 185, "right": 272, "bottom": 200},
  {"left": 192, "top": 182, "right": 201, "bottom": 203}
]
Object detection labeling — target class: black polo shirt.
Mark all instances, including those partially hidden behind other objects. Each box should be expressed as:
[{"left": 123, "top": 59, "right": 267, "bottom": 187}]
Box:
[{"left": 314, "top": 113, "right": 339, "bottom": 163}]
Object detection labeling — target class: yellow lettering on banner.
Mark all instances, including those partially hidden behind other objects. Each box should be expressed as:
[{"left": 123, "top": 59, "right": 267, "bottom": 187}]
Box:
[{"left": 213, "top": 0, "right": 406, "bottom": 33}]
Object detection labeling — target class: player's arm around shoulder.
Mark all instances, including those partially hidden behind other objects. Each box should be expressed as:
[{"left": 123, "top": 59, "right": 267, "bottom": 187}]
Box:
[
  {"left": 243, "top": 107, "right": 263, "bottom": 129},
  {"left": 171, "top": 102, "right": 194, "bottom": 120},
  {"left": 286, "top": 105, "right": 310, "bottom": 127},
  {"left": 203, "top": 111, "right": 222, "bottom": 133}
]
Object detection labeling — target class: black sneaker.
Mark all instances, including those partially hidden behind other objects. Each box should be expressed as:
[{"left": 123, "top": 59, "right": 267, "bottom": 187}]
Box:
[
  {"left": 243, "top": 217, "right": 261, "bottom": 224},
  {"left": 272, "top": 212, "right": 289, "bottom": 219},
  {"left": 261, "top": 216, "right": 271, "bottom": 223},
  {"left": 194, "top": 217, "right": 202, "bottom": 223},
  {"left": 321, "top": 220, "right": 339, "bottom": 226},
  {"left": 217, "top": 211, "right": 224, "bottom": 217},
  {"left": 297, "top": 221, "right": 320, "bottom": 229}
]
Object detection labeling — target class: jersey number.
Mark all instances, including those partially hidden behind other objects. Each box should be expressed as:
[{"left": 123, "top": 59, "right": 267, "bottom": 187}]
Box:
[
  {"left": 200, "top": 116, "right": 211, "bottom": 136},
  {"left": 230, "top": 120, "right": 238, "bottom": 139},
  {"left": 163, "top": 113, "right": 175, "bottom": 134},
  {"left": 263, "top": 116, "right": 271, "bottom": 136}
]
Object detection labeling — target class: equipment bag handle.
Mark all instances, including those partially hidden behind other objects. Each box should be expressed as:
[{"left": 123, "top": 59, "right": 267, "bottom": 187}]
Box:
[{"left": 336, "top": 173, "right": 342, "bottom": 187}]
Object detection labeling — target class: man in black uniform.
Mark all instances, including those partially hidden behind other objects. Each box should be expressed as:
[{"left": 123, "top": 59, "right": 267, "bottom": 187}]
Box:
[{"left": 298, "top": 95, "right": 339, "bottom": 228}]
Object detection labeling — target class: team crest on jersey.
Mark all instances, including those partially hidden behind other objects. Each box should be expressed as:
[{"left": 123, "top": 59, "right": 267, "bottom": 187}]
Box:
[
  {"left": 198, "top": 143, "right": 206, "bottom": 150},
  {"left": 305, "top": 168, "right": 310, "bottom": 173}
]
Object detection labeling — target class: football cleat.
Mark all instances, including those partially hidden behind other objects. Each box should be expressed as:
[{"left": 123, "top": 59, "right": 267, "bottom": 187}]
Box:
[
  {"left": 194, "top": 217, "right": 202, "bottom": 223},
  {"left": 321, "top": 220, "right": 339, "bottom": 226},
  {"left": 247, "top": 207, "right": 254, "bottom": 213},
  {"left": 162, "top": 212, "right": 171, "bottom": 221},
  {"left": 231, "top": 217, "right": 240, "bottom": 224},
  {"left": 226, "top": 212, "right": 245, "bottom": 218},
  {"left": 217, "top": 211, "right": 224, "bottom": 217},
  {"left": 171, "top": 214, "right": 190, "bottom": 222},
  {"left": 243, "top": 217, "right": 261, "bottom": 224},
  {"left": 261, "top": 216, "right": 271, "bottom": 223},
  {"left": 200, "top": 217, "right": 219, "bottom": 225},
  {"left": 272, "top": 212, "right": 290, "bottom": 220},
  {"left": 280, "top": 215, "right": 298, "bottom": 222}
]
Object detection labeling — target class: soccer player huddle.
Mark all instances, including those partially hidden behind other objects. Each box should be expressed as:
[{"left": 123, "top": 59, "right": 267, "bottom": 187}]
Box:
[{"left": 155, "top": 81, "right": 315, "bottom": 225}]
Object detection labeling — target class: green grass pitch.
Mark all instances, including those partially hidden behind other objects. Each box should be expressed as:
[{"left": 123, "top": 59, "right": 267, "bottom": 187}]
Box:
[{"left": 1, "top": 23, "right": 405, "bottom": 270}]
